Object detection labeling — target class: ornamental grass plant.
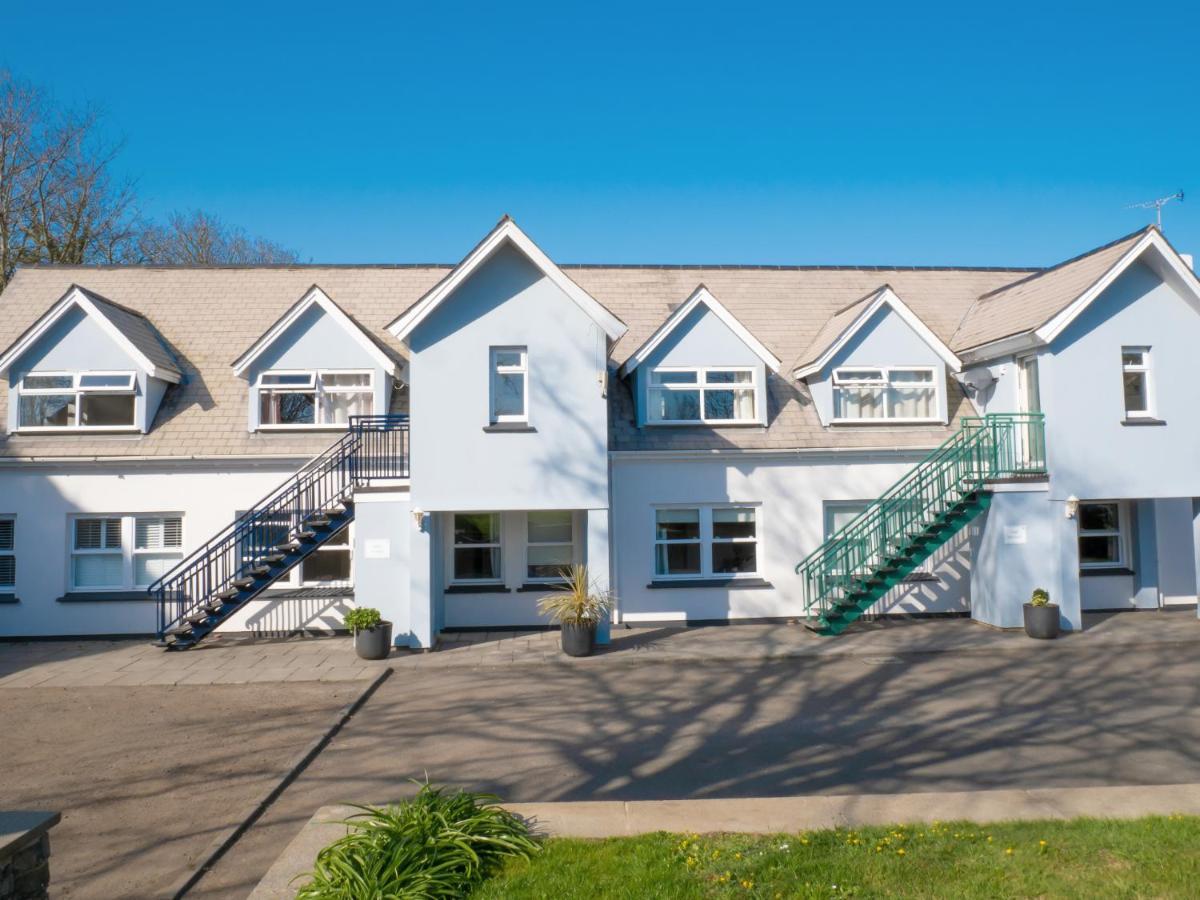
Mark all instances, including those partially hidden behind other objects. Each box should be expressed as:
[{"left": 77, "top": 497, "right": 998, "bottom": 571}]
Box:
[
  {"left": 536, "top": 564, "right": 613, "bottom": 626},
  {"left": 296, "top": 783, "right": 539, "bottom": 899}
]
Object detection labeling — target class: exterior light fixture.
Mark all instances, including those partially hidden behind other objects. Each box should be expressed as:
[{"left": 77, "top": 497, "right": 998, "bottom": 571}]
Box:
[
  {"left": 1065, "top": 496, "right": 1079, "bottom": 520},
  {"left": 412, "top": 507, "right": 426, "bottom": 530}
]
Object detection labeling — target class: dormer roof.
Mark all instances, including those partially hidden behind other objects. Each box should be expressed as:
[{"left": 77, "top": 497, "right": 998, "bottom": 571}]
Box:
[
  {"left": 231, "top": 284, "right": 403, "bottom": 378},
  {"left": 793, "top": 285, "right": 962, "bottom": 378},
  {"left": 0, "top": 284, "right": 181, "bottom": 382},
  {"left": 618, "top": 284, "right": 782, "bottom": 376}
]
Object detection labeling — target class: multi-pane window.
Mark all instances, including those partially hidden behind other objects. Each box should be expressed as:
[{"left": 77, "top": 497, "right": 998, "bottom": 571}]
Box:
[
  {"left": 489, "top": 347, "right": 527, "bottom": 423},
  {"left": 71, "top": 515, "right": 183, "bottom": 590},
  {"left": 1078, "top": 502, "right": 1125, "bottom": 569},
  {"left": 18, "top": 372, "right": 137, "bottom": 429},
  {"left": 133, "top": 516, "right": 184, "bottom": 586},
  {"left": 831, "top": 367, "right": 938, "bottom": 421},
  {"left": 526, "top": 511, "right": 574, "bottom": 580},
  {"left": 257, "top": 371, "right": 373, "bottom": 427},
  {"left": 0, "top": 518, "right": 14, "bottom": 591},
  {"left": 647, "top": 368, "right": 757, "bottom": 423},
  {"left": 300, "top": 525, "right": 351, "bottom": 584},
  {"left": 654, "top": 506, "right": 759, "bottom": 579},
  {"left": 1121, "top": 347, "right": 1152, "bottom": 418},
  {"left": 453, "top": 513, "right": 502, "bottom": 582}
]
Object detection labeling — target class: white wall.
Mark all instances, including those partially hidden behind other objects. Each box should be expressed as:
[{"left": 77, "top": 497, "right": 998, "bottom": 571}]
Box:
[
  {"left": 407, "top": 243, "right": 610, "bottom": 511},
  {"left": 0, "top": 460, "right": 316, "bottom": 637},
  {"left": 610, "top": 451, "right": 971, "bottom": 623}
]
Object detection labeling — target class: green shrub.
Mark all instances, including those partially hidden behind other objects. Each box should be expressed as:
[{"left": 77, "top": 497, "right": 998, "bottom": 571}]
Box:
[
  {"left": 343, "top": 607, "right": 382, "bottom": 632},
  {"left": 1030, "top": 588, "right": 1051, "bottom": 607},
  {"left": 296, "top": 783, "right": 539, "bottom": 899}
]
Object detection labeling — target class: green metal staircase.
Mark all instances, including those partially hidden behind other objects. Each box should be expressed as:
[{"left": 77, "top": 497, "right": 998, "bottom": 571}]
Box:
[{"left": 796, "top": 413, "right": 1046, "bottom": 635}]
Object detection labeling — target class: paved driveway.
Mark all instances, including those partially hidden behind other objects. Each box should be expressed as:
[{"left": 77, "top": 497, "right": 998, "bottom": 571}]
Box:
[{"left": 195, "top": 618, "right": 1200, "bottom": 897}]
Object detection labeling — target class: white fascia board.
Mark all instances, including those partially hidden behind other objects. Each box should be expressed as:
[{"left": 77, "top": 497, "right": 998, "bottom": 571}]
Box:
[
  {"left": 0, "top": 287, "right": 178, "bottom": 383},
  {"left": 956, "top": 331, "right": 1042, "bottom": 366},
  {"left": 1035, "top": 230, "right": 1200, "bottom": 345},
  {"left": 231, "top": 285, "right": 400, "bottom": 377},
  {"left": 386, "top": 218, "right": 627, "bottom": 343},
  {"left": 619, "top": 285, "right": 782, "bottom": 376},
  {"left": 793, "top": 287, "right": 962, "bottom": 379}
]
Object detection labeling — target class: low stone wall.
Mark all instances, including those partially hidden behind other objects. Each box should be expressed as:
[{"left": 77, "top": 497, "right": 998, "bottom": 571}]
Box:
[{"left": 0, "top": 813, "right": 59, "bottom": 900}]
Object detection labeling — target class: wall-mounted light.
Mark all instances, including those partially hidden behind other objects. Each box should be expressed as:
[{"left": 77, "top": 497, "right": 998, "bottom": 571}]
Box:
[
  {"left": 411, "top": 507, "right": 426, "bottom": 530},
  {"left": 1065, "top": 496, "right": 1079, "bottom": 520}
]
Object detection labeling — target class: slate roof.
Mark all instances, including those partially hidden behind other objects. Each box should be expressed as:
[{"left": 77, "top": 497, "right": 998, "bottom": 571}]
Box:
[
  {"left": 950, "top": 227, "right": 1152, "bottom": 351},
  {"left": 0, "top": 227, "right": 1167, "bottom": 460},
  {"left": 792, "top": 286, "right": 888, "bottom": 375}
]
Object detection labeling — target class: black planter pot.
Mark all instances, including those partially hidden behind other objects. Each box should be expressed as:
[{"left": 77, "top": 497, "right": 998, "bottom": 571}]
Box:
[
  {"left": 1023, "top": 603, "right": 1060, "bottom": 640},
  {"left": 560, "top": 622, "right": 596, "bottom": 657},
  {"left": 354, "top": 621, "right": 393, "bottom": 659}
]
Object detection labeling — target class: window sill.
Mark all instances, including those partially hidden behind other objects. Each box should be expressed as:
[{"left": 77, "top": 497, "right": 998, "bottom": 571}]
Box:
[
  {"left": 1080, "top": 567, "right": 1135, "bottom": 577},
  {"left": 56, "top": 591, "right": 154, "bottom": 603},
  {"left": 444, "top": 583, "right": 511, "bottom": 594},
  {"left": 15, "top": 427, "right": 142, "bottom": 435},
  {"left": 482, "top": 423, "right": 537, "bottom": 433},
  {"left": 256, "top": 425, "right": 351, "bottom": 432},
  {"left": 642, "top": 421, "right": 764, "bottom": 428},
  {"left": 1120, "top": 418, "right": 1166, "bottom": 426},
  {"left": 829, "top": 419, "right": 945, "bottom": 427},
  {"left": 0, "top": 595, "right": 18, "bottom": 604},
  {"left": 647, "top": 577, "right": 773, "bottom": 590},
  {"left": 516, "top": 582, "right": 571, "bottom": 593}
]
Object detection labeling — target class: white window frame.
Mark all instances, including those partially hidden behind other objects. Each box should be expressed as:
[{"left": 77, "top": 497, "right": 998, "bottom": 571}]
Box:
[
  {"left": 524, "top": 511, "right": 577, "bottom": 583},
  {"left": 450, "top": 512, "right": 504, "bottom": 585},
  {"left": 0, "top": 516, "right": 14, "bottom": 593},
  {"left": 651, "top": 504, "right": 761, "bottom": 581},
  {"left": 1120, "top": 346, "right": 1154, "bottom": 419},
  {"left": 489, "top": 347, "right": 528, "bottom": 424},
  {"left": 645, "top": 366, "right": 759, "bottom": 425},
  {"left": 16, "top": 370, "right": 139, "bottom": 432},
  {"left": 69, "top": 514, "right": 184, "bottom": 592},
  {"left": 830, "top": 365, "right": 940, "bottom": 424},
  {"left": 298, "top": 522, "right": 353, "bottom": 586},
  {"left": 255, "top": 369, "right": 374, "bottom": 431},
  {"left": 1078, "top": 501, "right": 1129, "bottom": 571}
]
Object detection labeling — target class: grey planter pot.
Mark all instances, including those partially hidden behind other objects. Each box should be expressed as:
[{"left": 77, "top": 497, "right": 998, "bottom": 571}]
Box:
[
  {"left": 560, "top": 622, "right": 596, "bottom": 657},
  {"left": 1023, "top": 603, "right": 1060, "bottom": 640},
  {"left": 354, "top": 621, "right": 393, "bottom": 659}
]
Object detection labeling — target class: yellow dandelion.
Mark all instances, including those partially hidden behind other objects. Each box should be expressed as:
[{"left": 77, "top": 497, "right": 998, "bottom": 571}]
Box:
[
  {"left": 897, "top": 848, "right": 906, "bottom": 856},
  {"left": 712, "top": 850, "right": 721, "bottom": 860},
  {"left": 1006, "top": 847, "right": 1014, "bottom": 856},
  {"left": 734, "top": 851, "right": 742, "bottom": 860},
  {"left": 686, "top": 856, "right": 697, "bottom": 867},
  {"left": 741, "top": 880, "right": 755, "bottom": 890}
]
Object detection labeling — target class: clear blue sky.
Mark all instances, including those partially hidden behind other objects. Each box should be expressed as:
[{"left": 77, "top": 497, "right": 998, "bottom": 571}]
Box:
[{"left": 6, "top": 1, "right": 1199, "bottom": 267}]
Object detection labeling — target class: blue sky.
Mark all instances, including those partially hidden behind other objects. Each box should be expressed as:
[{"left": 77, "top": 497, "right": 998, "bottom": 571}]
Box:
[{"left": 5, "top": 1, "right": 1199, "bottom": 266}]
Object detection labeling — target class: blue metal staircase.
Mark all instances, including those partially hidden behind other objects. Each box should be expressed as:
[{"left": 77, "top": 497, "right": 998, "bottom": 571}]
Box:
[
  {"left": 796, "top": 413, "right": 1047, "bottom": 635},
  {"left": 151, "top": 415, "right": 409, "bottom": 649}
]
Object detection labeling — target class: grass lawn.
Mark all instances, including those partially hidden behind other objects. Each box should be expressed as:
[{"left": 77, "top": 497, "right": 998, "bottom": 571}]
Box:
[{"left": 472, "top": 815, "right": 1200, "bottom": 898}]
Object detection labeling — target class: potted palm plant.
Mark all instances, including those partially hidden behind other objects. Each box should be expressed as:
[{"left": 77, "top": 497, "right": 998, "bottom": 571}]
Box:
[
  {"left": 344, "top": 607, "right": 393, "bottom": 659},
  {"left": 537, "top": 565, "right": 614, "bottom": 658},
  {"left": 1023, "top": 587, "right": 1060, "bottom": 640}
]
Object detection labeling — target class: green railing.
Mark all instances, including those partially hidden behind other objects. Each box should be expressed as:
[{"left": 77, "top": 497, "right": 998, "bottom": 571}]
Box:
[{"left": 795, "top": 413, "right": 1046, "bottom": 623}]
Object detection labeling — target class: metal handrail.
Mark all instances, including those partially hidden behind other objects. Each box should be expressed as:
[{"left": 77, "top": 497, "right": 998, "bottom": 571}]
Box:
[
  {"left": 151, "top": 414, "right": 409, "bottom": 638},
  {"left": 795, "top": 413, "right": 1046, "bottom": 623}
]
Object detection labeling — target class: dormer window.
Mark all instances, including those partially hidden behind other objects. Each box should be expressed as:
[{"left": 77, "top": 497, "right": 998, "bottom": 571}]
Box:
[
  {"left": 257, "top": 370, "right": 374, "bottom": 429},
  {"left": 647, "top": 367, "right": 757, "bottom": 424},
  {"left": 17, "top": 372, "right": 137, "bottom": 430},
  {"left": 831, "top": 366, "right": 938, "bottom": 423}
]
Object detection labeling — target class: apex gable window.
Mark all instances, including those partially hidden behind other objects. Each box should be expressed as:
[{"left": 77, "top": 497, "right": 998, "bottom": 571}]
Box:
[
  {"left": 1078, "top": 502, "right": 1127, "bottom": 570},
  {"left": 1121, "top": 347, "right": 1153, "bottom": 418},
  {"left": 647, "top": 367, "right": 757, "bottom": 424},
  {"left": 831, "top": 366, "right": 938, "bottom": 422},
  {"left": 489, "top": 347, "right": 527, "bottom": 424},
  {"left": 257, "top": 370, "right": 373, "bottom": 428},
  {"left": 17, "top": 371, "right": 137, "bottom": 430},
  {"left": 653, "top": 505, "right": 759, "bottom": 579},
  {"left": 0, "top": 517, "right": 13, "bottom": 592},
  {"left": 71, "top": 514, "right": 183, "bottom": 590}
]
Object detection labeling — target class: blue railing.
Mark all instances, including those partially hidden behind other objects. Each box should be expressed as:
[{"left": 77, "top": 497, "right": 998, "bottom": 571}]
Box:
[{"left": 151, "top": 414, "right": 409, "bottom": 638}]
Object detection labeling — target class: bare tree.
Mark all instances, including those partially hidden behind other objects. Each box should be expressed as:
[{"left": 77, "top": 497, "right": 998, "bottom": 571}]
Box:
[
  {"left": 138, "top": 209, "right": 298, "bottom": 265},
  {"left": 0, "top": 71, "right": 299, "bottom": 291}
]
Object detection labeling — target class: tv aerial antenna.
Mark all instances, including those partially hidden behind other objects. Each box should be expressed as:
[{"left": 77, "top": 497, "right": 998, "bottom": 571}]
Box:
[{"left": 1126, "top": 190, "right": 1184, "bottom": 228}]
